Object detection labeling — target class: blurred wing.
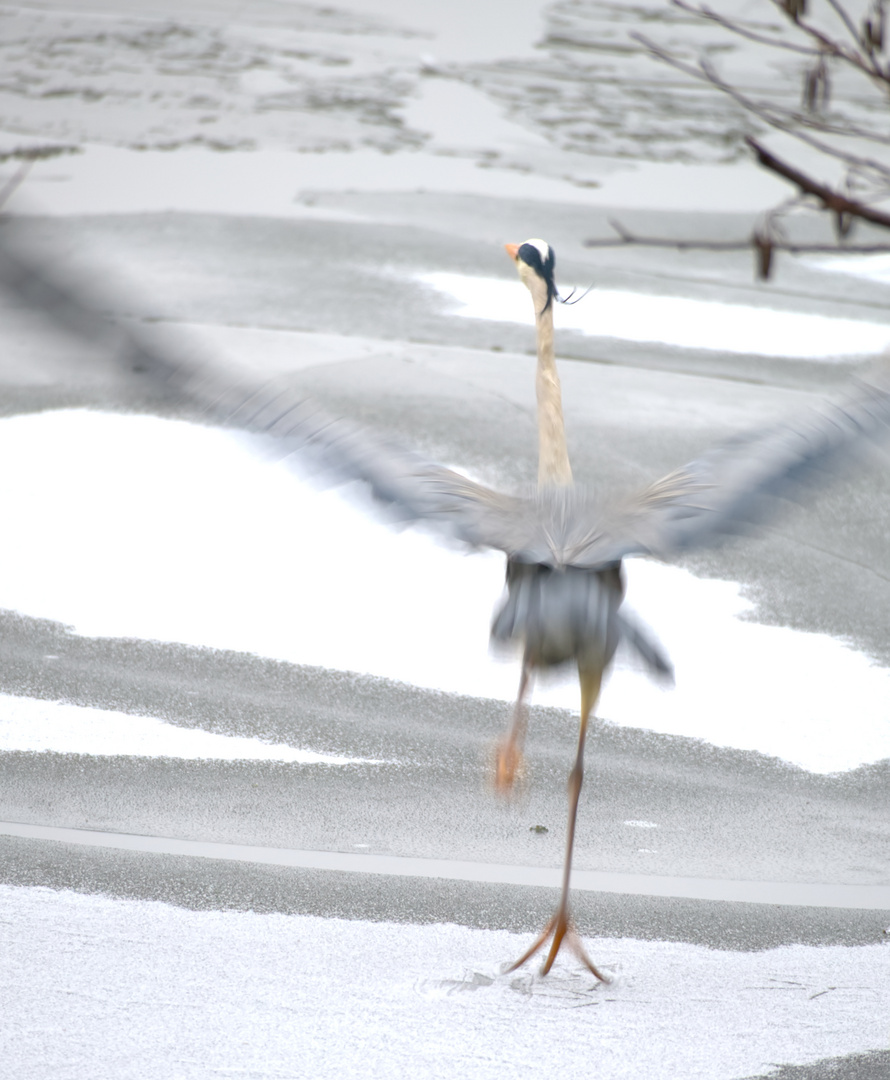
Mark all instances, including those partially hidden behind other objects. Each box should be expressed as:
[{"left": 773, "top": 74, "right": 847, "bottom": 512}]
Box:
[
  {"left": 0, "top": 228, "right": 533, "bottom": 553},
  {"left": 225, "top": 388, "right": 535, "bottom": 550},
  {"left": 0, "top": 229, "right": 188, "bottom": 393},
  {"left": 574, "top": 368, "right": 890, "bottom": 565}
]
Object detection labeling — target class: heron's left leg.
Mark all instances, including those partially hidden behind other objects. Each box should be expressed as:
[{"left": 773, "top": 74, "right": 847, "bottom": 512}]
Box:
[
  {"left": 507, "top": 663, "right": 607, "bottom": 979},
  {"left": 494, "top": 654, "right": 534, "bottom": 793}
]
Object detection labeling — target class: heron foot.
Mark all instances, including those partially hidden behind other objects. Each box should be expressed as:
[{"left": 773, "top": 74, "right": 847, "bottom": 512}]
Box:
[
  {"left": 507, "top": 908, "right": 609, "bottom": 982},
  {"left": 493, "top": 737, "right": 525, "bottom": 794}
]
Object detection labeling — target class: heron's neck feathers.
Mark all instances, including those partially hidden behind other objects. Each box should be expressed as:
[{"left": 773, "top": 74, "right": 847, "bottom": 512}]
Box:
[{"left": 534, "top": 295, "right": 573, "bottom": 487}]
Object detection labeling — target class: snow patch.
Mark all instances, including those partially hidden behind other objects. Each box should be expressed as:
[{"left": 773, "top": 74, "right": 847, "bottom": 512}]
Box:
[
  {"left": 0, "top": 695, "right": 382, "bottom": 763},
  {"left": 421, "top": 271, "right": 890, "bottom": 359}
]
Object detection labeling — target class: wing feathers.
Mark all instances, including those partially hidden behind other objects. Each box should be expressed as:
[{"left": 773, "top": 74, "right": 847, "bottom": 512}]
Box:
[{"left": 578, "top": 368, "right": 890, "bottom": 565}]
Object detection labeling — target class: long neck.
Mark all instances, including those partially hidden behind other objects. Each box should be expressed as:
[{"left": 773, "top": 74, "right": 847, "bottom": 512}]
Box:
[{"left": 533, "top": 295, "right": 573, "bottom": 487}]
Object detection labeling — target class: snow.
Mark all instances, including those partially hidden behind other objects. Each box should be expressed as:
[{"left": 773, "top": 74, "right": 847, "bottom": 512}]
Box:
[
  {"left": 810, "top": 253, "right": 890, "bottom": 285},
  {"left": 2, "top": 885, "right": 888, "bottom": 1080},
  {"left": 421, "top": 271, "right": 890, "bottom": 360},
  {"left": 0, "top": 695, "right": 384, "bottom": 764}
]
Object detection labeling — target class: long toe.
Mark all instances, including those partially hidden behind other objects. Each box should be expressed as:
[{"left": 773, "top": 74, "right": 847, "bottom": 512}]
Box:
[
  {"left": 541, "top": 911, "right": 570, "bottom": 975},
  {"left": 505, "top": 914, "right": 556, "bottom": 973},
  {"left": 566, "top": 923, "right": 610, "bottom": 983},
  {"left": 508, "top": 909, "right": 607, "bottom": 982}
]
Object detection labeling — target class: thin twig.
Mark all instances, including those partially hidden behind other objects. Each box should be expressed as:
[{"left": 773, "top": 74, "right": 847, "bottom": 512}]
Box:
[
  {"left": 635, "top": 33, "right": 890, "bottom": 175},
  {"left": 630, "top": 0, "right": 890, "bottom": 274},
  {"left": 0, "top": 161, "right": 33, "bottom": 212},
  {"left": 680, "top": 0, "right": 890, "bottom": 90},
  {"left": 769, "top": 0, "right": 885, "bottom": 80},
  {"left": 822, "top": 0, "right": 867, "bottom": 51},
  {"left": 671, "top": 0, "right": 824, "bottom": 57},
  {"left": 584, "top": 220, "right": 890, "bottom": 254}
]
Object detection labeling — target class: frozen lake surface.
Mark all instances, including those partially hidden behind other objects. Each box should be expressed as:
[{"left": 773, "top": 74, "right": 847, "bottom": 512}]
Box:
[
  {"left": 1, "top": 1, "right": 889, "bottom": 1078},
  {"left": 0, "top": 693, "right": 386, "bottom": 764}
]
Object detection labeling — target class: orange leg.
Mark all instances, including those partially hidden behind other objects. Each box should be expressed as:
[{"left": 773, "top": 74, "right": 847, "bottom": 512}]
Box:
[
  {"left": 507, "top": 664, "right": 608, "bottom": 981},
  {"left": 494, "top": 655, "right": 534, "bottom": 794}
]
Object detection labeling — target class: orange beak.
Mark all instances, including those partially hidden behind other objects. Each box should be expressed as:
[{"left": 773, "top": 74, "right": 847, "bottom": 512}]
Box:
[{"left": 504, "top": 243, "right": 520, "bottom": 261}]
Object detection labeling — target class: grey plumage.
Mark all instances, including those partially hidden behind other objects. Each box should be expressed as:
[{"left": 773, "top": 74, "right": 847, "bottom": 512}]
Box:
[
  {"left": 237, "top": 368, "right": 890, "bottom": 687},
  {"left": 255, "top": 371, "right": 890, "bottom": 569},
  {"left": 490, "top": 561, "right": 626, "bottom": 670}
]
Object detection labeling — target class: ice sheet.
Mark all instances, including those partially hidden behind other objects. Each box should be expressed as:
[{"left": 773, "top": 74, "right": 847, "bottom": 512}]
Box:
[
  {"left": 3, "top": 884, "right": 888, "bottom": 1080},
  {"left": 0, "top": 141, "right": 619, "bottom": 217},
  {"left": 0, "top": 140, "right": 791, "bottom": 219},
  {"left": 0, "top": 409, "right": 886, "bottom": 774}
]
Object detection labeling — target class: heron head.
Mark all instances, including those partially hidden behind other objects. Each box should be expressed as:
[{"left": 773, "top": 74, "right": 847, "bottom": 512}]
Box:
[{"left": 505, "top": 238, "right": 557, "bottom": 312}]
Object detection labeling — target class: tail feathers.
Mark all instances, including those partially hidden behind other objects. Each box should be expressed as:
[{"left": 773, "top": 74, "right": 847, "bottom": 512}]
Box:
[{"left": 615, "top": 612, "right": 674, "bottom": 683}]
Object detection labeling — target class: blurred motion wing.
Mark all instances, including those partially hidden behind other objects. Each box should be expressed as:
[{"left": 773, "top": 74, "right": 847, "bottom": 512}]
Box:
[
  {"left": 577, "top": 368, "right": 890, "bottom": 565},
  {"left": 223, "top": 387, "right": 534, "bottom": 550},
  {"left": 0, "top": 226, "right": 532, "bottom": 553}
]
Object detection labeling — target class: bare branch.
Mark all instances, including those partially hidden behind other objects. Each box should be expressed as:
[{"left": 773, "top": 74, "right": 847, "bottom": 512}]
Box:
[
  {"left": 626, "top": 0, "right": 890, "bottom": 278},
  {"left": 822, "top": 0, "right": 866, "bottom": 49},
  {"left": 584, "top": 215, "right": 890, "bottom": 282},
  {"left": 675, "top": 0, "right": 890, "bottom": 90},
  {"left": 635, "top": 33, "right": 890, "bottom": 176},
  {"left": 747, "top": 134, "right": 890, "bottom": 226},
  {"left": 583, "top": 219, "right": 890, "bottom": 254},
  {"left": 773, "top": 0, "right": 883, "bottom": 77}
]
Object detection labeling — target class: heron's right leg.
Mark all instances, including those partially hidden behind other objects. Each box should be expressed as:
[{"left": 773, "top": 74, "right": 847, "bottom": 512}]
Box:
[
  {"left": 494, "top": 655, "right": 534, "bottom": 793},
  {"left": 506, "top": 663, "right": 608, "bottom": 980}
]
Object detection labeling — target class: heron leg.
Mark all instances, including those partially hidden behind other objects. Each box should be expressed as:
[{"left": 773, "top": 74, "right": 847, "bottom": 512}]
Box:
[
  {"left": 507, "top": 664, "right": 608, "bottom": 981},
  {"left": 494, "top": 654, "right": 534, "bottom": 794}
]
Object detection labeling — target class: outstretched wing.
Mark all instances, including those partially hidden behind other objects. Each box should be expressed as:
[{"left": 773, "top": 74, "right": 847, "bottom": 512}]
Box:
[
  {"left": 0, "top": 229, "right": 535, "bottom": 553},
  {"left": 570, "top": 368, "right": 890, "bottom": 566},
  {"left": 226, "top": 389, "right": 534, "bottom": 550}
]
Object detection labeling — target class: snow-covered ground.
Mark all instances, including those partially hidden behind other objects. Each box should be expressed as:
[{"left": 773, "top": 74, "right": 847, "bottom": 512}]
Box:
[{"left": 3, "top": 884, "right": 889, "bottom": 1080}]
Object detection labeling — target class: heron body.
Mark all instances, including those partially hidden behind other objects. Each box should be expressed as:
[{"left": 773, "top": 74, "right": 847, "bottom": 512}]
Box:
[
  {"left": 494, "top": 243, "right": 636, "bottom": 684},
  {"left": 494, "top": 240, "right": 665, "bottom": 977}
]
